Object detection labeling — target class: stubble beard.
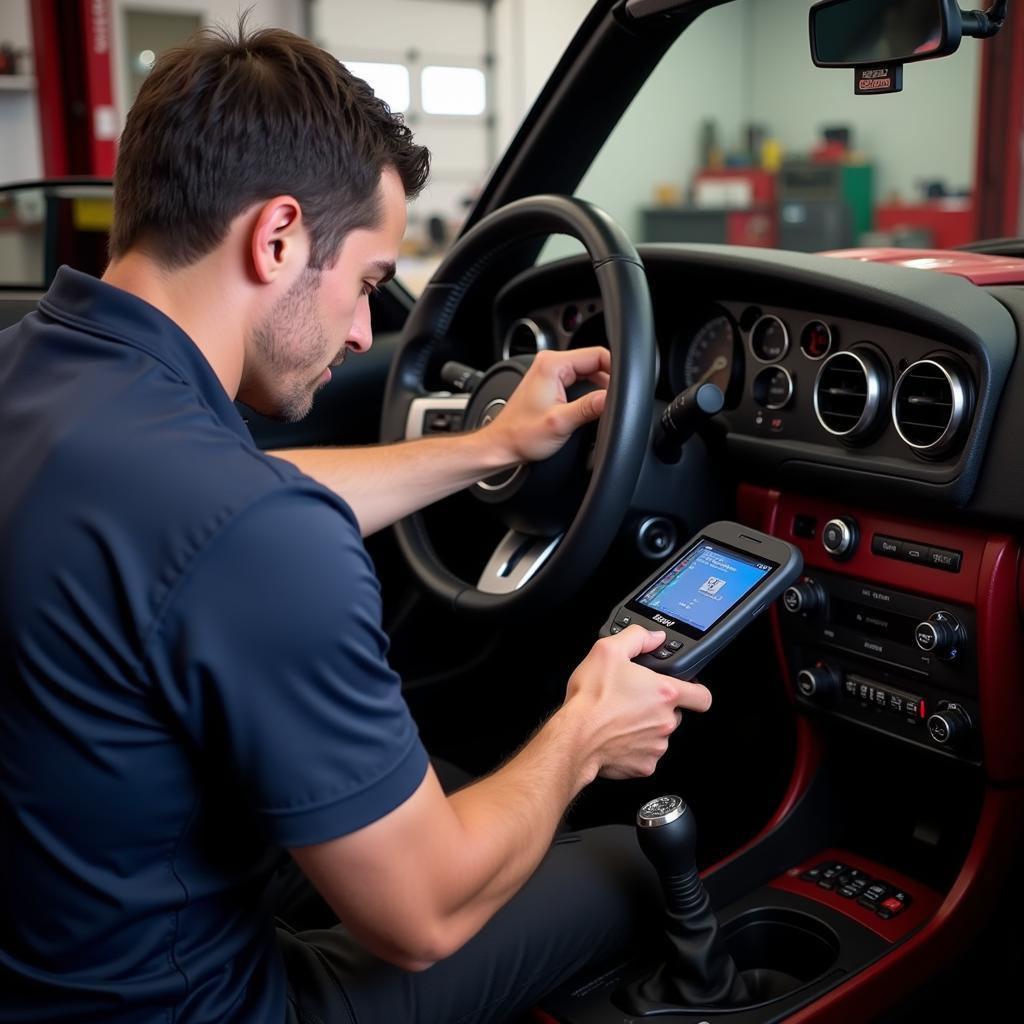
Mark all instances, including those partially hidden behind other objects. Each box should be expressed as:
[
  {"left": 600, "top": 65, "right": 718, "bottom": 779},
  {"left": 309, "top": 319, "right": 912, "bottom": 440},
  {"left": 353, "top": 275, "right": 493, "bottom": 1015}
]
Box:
[{"left": 247, "top": 268, "right": 341, "bottom": 423}]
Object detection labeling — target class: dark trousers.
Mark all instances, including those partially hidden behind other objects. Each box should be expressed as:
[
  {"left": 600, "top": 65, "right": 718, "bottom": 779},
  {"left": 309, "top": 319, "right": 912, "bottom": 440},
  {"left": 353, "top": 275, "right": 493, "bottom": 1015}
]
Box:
[{"left": 272, "top": 812, "right": 659, "bottom": 1024}]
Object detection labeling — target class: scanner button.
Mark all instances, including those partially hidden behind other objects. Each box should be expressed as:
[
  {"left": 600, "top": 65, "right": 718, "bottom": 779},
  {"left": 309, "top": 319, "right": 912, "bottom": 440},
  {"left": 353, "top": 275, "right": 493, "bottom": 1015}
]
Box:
[
  {"left": 609, "top": 624, "right": 623, "bottom": 634},
  {"left": 653, "top": 647, "right": 674, "bottom": 660},
  {"left": 667, "top": 640, "right": 683, "bottom": 651}
]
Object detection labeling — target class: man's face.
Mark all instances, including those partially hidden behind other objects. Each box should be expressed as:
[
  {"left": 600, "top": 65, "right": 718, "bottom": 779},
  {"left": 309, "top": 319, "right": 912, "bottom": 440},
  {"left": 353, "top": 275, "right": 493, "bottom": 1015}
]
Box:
[{"left": 241, "top": 167, "right": 407, "bottom": 422}]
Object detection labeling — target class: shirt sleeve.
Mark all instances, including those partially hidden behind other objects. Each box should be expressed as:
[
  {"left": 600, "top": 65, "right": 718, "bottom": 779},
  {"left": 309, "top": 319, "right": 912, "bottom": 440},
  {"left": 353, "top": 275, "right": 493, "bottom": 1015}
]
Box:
[{"left": 146, "top": 487, "right": 429, "bottom": 847}]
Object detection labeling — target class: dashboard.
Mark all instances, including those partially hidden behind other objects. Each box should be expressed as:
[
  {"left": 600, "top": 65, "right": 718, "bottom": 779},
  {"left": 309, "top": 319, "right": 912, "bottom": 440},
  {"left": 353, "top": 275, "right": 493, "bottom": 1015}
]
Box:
[
  {"left": 491, "top": 243, "right": 1023, "bottom": 521},
  {"left": 478, "top": 242, "right": 1024, "bottom": 775}
]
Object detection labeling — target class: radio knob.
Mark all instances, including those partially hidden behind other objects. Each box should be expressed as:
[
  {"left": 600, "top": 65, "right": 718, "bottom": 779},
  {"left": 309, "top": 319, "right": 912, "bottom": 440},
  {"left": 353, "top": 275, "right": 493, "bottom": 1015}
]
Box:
[
  {"left": 914, "top": 611, "right": 965, "bottom": 661},
  {"left": 927, "top": 702, "right": 972, "bottom": 748},
  {"left": 782, "top": 579, "right": 826, "bottom": 615},
  {"left": 822, "top": 517, "right": 858, "bottom": 560},
  {"left": 796, "top": 662, "right": 839, "bottom": 701}
]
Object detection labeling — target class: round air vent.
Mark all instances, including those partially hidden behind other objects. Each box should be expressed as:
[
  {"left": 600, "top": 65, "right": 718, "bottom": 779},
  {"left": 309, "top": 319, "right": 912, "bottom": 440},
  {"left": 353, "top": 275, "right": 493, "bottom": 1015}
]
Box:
[
  {"left": 813, "top": 347, "right": 888, "bottom": 440},
  {"left": 503, "top": 318, "right": 550, "bottom": 360},
  {"left": 892, "top": 357, "right": 972, "bottom": 455}
]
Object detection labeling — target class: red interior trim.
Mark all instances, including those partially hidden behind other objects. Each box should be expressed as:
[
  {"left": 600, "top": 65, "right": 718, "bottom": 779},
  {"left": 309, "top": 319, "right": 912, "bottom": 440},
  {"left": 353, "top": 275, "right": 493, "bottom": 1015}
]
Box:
[
  {"left": 824, "top": 248, "right": 1024, "bottom": 285},
  {"left": 698, "top": 485, "right": 825, "bottom": 877},
  {"left": 770, "top": 847, "right": 941, "bottom": 944},
  {"left": 974, "top": 537, "right": 1024, "bottom": 780},
  {"left": 771, "top": 491, "right": 985, "bottom": 605},
  {"left": 786, "top": 786, "right": 1024, "bottom": 1023}
]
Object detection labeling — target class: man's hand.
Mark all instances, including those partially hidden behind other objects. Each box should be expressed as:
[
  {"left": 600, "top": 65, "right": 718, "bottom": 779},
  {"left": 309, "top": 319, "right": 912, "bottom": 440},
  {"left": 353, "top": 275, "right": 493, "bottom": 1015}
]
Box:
[
  {"left": 483, "top": 346, "right": 611, "bottom": 465},
  {"left": 558, "top": 624, "right": 713, "bottom": 782},
  {"left": 289, "top": 624, "right": 711, "bottom": 968}
]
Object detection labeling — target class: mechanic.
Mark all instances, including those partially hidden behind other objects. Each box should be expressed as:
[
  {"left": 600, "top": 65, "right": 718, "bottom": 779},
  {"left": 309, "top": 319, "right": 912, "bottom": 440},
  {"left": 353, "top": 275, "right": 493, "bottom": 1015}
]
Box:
[{"left": 0, "top": 24, "right": 712, "bottom": 1024}]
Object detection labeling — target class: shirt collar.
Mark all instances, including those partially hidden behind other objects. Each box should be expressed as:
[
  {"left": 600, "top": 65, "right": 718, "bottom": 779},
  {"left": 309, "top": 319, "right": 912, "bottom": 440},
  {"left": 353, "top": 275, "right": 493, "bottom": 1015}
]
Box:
[{"left": 39, "top": 266, "right": 252, "bottom": 443}]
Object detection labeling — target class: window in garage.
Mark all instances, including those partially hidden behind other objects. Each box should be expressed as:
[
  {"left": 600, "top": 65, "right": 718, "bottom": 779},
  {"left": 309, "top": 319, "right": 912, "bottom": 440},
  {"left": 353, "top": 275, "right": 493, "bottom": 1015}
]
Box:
[{"left": 316, "top": 0, "right": 579, "bottom": 292}]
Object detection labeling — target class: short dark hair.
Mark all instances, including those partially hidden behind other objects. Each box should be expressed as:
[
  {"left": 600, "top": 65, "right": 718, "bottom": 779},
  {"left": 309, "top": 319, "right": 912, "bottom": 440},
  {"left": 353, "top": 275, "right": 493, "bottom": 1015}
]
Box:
[{"left": 109, "top": 20, "right": 429, "bottom": 269}]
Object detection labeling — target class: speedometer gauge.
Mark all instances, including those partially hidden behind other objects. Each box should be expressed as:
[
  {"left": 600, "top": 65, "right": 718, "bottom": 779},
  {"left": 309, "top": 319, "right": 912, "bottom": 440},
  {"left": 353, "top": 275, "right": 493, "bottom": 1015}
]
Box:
[{"left": 675, "top": 312, "right": 743, "bottom": 405}]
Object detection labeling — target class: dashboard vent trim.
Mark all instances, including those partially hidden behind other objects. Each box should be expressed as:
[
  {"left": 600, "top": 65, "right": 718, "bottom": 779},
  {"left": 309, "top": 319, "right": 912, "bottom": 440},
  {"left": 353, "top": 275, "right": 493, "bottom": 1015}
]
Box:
[
  {"left": 813, "top": 349, "right": 883, "bottom": 439},
  {"left": 892, "top": 358, "right": 969, "bottom": 453}
]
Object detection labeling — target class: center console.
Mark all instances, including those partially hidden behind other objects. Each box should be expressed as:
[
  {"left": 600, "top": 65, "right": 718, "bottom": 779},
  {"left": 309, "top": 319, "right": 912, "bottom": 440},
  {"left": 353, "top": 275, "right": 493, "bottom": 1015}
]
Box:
[{"left": 537, "top": 485, "right": 1024, "bottom": 1023}]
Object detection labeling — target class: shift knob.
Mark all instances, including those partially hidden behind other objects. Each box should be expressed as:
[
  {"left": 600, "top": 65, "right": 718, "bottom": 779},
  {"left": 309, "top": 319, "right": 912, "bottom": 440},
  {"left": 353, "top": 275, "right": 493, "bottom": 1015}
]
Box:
[
  {"left": 616, "top": 794, "right": 749, "bottom": 1014},
  {"left": 636, "top": 795, "right": 697, "bottom": 880}
]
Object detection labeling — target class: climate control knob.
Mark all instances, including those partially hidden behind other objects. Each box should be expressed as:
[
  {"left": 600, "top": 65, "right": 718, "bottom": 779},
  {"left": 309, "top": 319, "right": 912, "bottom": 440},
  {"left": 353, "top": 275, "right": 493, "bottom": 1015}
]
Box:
[
  {"left": 796, "top": 662, "right": 840, "bottom": 701},
  {"left": 927, "top": 702, "right": 973, "bottom": 748},
  {"left": 914, "top": 611, "right": 965, "bottom": 661},
  {"left": 782, "top": 579, "right": 826, "bottom": 615},
  {"left": 822, "top": 517, "right": 858, "bottom": 560}
]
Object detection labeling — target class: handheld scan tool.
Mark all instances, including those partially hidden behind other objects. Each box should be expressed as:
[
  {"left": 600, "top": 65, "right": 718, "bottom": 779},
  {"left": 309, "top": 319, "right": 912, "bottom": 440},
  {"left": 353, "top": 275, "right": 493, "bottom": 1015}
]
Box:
[{"left": 602, "top": 521, "right": 803, "bottom": 678}]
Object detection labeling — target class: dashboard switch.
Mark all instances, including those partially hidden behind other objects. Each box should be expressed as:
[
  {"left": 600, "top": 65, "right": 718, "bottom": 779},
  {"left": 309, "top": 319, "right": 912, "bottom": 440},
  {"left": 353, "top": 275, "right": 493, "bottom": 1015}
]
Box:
[
  {"left": 822, "top": 517, "right": 858, "bottom": 559},
  {"left": 782, "top": 578, "right": 826, "bottom": 615},
  {"left": 914, "top": 611, "right": 965, "bottom": 660},
  {"left": 927, "top": 701, "right": 973, "bottom": 748},
  {"left": 796, "top": 662, "right": 839, "bottom": 701}
]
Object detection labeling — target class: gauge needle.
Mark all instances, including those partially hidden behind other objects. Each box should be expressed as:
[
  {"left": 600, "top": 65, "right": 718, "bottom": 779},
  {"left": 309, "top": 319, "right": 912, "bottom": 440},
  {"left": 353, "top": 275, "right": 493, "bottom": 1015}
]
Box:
[{"left": 697, "top": 355, "right": 728, "bottom": 387}]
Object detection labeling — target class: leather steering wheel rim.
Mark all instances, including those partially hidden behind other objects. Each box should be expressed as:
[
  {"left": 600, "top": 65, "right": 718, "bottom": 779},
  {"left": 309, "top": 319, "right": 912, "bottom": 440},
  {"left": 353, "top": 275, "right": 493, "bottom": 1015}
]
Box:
[{"left": 379, "top": 194, "right": 656, "bottom": 616}]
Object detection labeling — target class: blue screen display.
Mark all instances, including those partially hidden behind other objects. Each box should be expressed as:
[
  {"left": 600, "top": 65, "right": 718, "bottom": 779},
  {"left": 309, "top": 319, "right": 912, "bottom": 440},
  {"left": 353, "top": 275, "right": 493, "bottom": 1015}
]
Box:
[{"left": 637, "top": 540, "right": 774, "bottom": 634}]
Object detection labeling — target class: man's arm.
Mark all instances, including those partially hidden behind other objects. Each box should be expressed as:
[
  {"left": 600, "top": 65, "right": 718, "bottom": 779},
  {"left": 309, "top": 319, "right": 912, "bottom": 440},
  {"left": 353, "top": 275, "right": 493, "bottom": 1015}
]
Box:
[
  {"left": 289, "top": 625, "right": 712, "bottom": 971},
  {"left": 271, "top": 347, "right": 610, "bottom": 536}
]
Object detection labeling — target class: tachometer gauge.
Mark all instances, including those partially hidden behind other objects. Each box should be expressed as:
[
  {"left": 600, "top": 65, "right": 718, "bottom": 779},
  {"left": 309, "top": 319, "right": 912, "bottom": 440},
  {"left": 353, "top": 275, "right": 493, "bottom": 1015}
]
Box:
[{"left": 675, "top": 313, "right": 743, "bottom": 405}]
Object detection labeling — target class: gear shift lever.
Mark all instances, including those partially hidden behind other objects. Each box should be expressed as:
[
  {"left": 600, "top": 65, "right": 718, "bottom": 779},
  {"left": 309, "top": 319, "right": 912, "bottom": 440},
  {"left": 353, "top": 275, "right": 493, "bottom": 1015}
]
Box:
[{"left": 616, "top": 795, "right": 749, "bottom": 1014}]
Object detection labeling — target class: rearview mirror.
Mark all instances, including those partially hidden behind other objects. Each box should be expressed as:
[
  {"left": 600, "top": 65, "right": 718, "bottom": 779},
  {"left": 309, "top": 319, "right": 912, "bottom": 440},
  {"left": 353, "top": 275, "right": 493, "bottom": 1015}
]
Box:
[{"left": 810, "top": 0, "right": 961, "bottom": 67}]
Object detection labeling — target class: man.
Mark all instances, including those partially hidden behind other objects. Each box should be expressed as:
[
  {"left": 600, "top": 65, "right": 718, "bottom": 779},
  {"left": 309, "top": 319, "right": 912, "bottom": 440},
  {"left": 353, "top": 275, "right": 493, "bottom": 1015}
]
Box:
[{"left": 0, "top": 24, "right": 711, "bottom": 1024}]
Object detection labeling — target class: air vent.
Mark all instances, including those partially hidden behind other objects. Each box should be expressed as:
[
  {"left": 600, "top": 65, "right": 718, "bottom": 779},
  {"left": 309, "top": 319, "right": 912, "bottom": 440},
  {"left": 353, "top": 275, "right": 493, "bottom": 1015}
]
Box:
[
  {"left": 502, "top": 318, "right": 550, "bottom": 360},
  {"left": 813, "top": 348, "right": 886, "bottom": 440},
  {"left": 892, "top": 357, "right": 972, "bottom": 454}
]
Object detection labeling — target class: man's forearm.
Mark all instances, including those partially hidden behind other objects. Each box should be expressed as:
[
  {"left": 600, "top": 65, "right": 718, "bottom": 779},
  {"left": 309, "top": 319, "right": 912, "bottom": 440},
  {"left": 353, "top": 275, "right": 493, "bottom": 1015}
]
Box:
[
  {"left": 272, "top": 429, "right": 516, "bottom": 536},
  {"left": 428, "top": 706, "right": 594, "bottom": 956}
]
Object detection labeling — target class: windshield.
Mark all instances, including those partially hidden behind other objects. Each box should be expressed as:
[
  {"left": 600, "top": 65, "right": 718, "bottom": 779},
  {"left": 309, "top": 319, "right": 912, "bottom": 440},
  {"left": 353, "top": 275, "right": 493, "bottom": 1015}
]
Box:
[{"left": 545, "top": 0, "right": 998, "bottom": 264}]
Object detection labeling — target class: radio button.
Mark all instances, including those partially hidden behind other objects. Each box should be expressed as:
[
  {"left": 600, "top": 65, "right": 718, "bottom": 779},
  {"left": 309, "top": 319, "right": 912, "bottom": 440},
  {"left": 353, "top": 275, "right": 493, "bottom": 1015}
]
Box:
[
  {"left": 871, "top": 534, "right": 902, "bottom": 558},
  {"left": 927, "top": 547, "right": 962, "bottom": 572},
  {"left": 915, "top": 611, "right": 965, "bottom": 660},
  {"left": 901, "top": 543, "right": 931, "bottom": 565},
  {"left": 927, "top": 702, "right": 972, "bottom": 747}
]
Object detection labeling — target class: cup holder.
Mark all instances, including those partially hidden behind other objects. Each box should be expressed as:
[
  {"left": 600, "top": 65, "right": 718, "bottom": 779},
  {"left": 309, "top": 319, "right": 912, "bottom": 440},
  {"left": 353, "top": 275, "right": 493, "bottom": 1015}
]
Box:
[{"left": 723, "top": 907, "right": 841, "bottom": 1006}]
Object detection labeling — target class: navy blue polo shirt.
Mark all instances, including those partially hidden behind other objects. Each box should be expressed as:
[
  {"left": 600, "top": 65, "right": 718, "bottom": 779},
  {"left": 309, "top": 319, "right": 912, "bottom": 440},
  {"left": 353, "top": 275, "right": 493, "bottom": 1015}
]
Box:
[{"left": 0, "top": 267, "right": 429, "bottom": 1023}]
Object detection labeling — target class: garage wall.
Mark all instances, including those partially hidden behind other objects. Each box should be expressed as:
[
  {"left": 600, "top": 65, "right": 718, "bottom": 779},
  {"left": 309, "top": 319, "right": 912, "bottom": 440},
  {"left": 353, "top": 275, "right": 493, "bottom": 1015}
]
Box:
[
  {"left": 112, "top": 0, "right": 303, "bottom": 133},
  {"left": 0, "top": 1, "right": 42, "bottom": 182},
  {"left": 314, "top": 0, "right": 492, "bottom": 237}
]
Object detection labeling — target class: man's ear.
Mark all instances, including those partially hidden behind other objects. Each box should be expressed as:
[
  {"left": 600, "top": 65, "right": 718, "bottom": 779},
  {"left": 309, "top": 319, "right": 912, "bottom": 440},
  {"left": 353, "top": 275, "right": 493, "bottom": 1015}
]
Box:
[{"left": 250, "top": 196, "right": 308, "bottom": 284}]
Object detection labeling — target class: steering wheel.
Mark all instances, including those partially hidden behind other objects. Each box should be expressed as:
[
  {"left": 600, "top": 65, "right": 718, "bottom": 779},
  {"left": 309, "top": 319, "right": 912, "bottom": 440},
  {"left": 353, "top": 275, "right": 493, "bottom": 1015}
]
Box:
[{"left": 379, "top": 195, "right": 656, "bottom": 616}]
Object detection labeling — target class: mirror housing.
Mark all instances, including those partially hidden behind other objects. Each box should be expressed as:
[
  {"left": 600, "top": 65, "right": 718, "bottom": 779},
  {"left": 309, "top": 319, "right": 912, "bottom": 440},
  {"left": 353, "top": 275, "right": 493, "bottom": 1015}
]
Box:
[{"left": 810, "top": 0, "right": 963, "bottom": 68}]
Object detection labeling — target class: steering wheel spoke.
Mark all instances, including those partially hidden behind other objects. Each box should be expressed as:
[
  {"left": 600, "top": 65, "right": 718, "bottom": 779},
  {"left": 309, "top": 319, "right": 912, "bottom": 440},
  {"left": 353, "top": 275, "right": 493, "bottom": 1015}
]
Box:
[
  {"left": 477, "top": 530, "right": 563, "bottom": 595},
  {"left": 404, "top": 394, "right": 470, "bottom": 440}
]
